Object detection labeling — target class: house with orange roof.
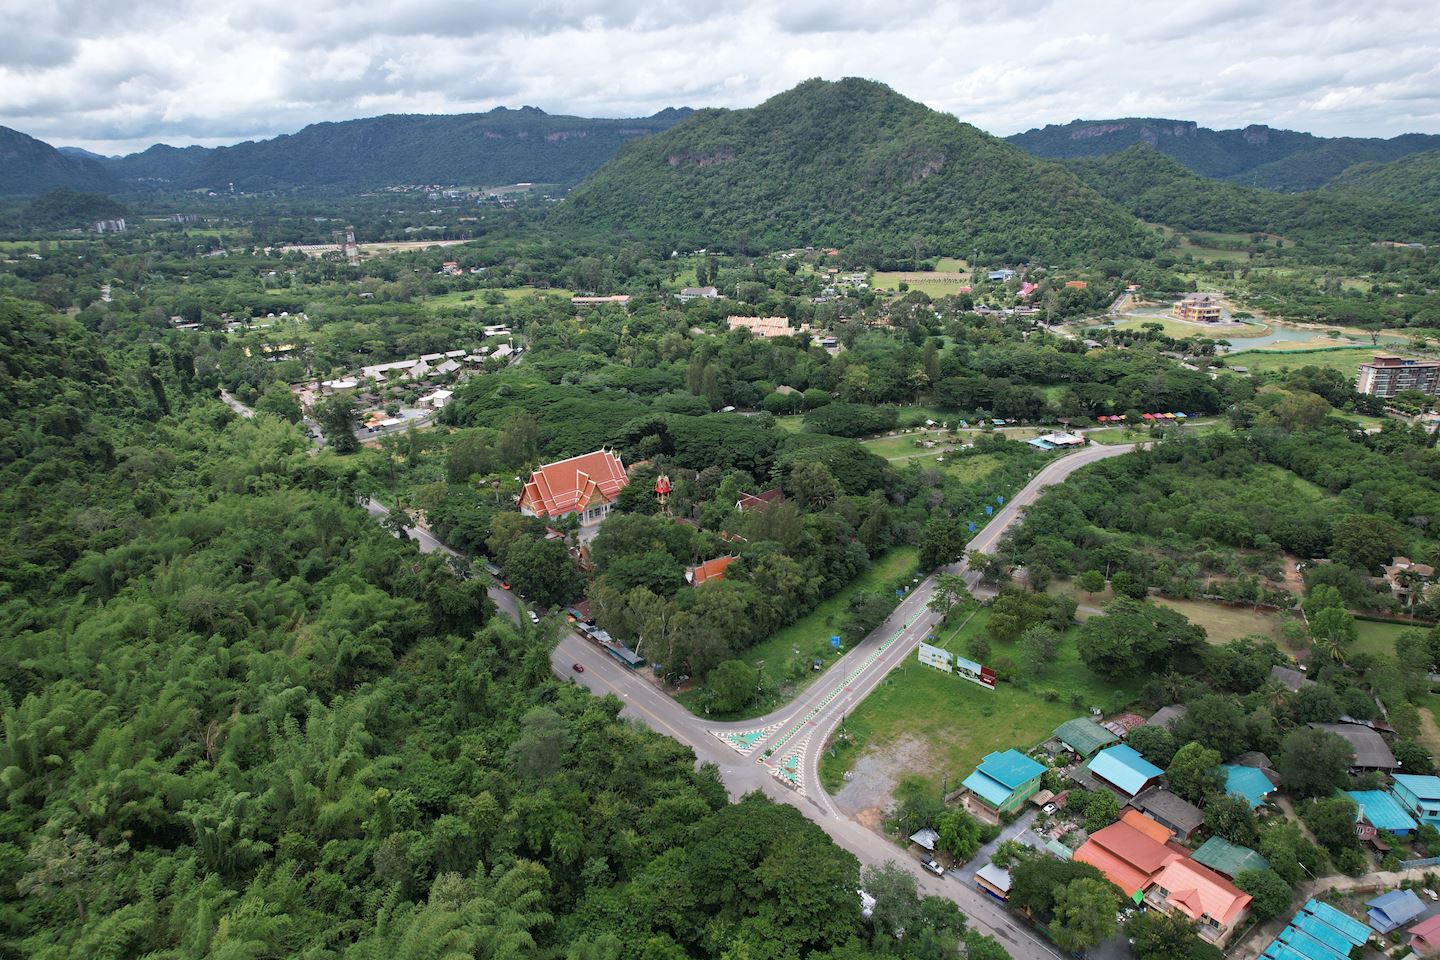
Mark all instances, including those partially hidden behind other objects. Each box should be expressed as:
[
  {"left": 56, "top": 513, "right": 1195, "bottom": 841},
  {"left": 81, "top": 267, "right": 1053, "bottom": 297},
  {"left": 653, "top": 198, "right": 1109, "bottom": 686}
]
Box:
[
  {"left": 1145, "top": 857, "right": 1252, "bottom": 945},
  {"left": 518, "top": 450, "right": 629, "bottom": 527},
  {"left": 687, "top": 555, "right": 737, "bottom": 586},
  {"left": 1072, "top": 810, "right": 1183, "bottom": 898},
  {"left": 737, "top": 489, "right": 785, "bottom": 512}
]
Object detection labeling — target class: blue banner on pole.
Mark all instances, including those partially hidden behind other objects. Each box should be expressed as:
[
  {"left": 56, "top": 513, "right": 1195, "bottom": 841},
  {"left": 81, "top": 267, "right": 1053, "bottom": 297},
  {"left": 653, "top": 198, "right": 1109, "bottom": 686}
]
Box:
[
  {"left": 831, "top": 636, "right": 842, "bottom": 648},
  {"left": 968, "top": 522, "right": 976, "bottom": 532},
  {"left": 985, "top": 505, "right": 993, "bottom": 515},
  {"left": 997, "top": 495, "right": 1005, "bottom": 504}
]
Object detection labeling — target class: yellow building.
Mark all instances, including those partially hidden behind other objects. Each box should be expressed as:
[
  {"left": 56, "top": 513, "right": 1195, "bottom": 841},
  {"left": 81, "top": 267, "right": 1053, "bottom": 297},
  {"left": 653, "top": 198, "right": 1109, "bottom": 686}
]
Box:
[{"left": 1173, "top": 293, "right": 1223, "bottom": 322}]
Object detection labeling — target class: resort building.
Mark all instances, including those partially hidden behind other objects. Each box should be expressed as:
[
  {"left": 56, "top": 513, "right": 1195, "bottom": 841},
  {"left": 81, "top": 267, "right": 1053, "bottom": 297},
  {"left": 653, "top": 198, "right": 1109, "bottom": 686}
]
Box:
[
  {"left": 726, "top": 315, "right": 813, "bottom": 339},
  {"left": 1173, "top": 293, "right": 1224, "bottom": 322},
  {"left": 1357, "top": 355, "right": 1440, "bottom": 399},
  {"left": 519, "top": 450, "right": 629, "bottom": 527}
]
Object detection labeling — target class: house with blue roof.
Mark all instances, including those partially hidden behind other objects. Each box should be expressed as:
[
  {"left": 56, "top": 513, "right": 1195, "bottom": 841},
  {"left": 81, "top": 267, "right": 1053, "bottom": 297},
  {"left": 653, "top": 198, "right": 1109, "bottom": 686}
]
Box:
[
  {"left": 962, "top": 749, "right": 1046, "bottom": 814},
  {"left": 1087, "top": 744, "right": 1164, "bottom": 799},
  {"left": 1220, "top": 763, "right": 1276, "bottom": 810},
  {"left": 1367, "top": 889, "right": 1425, "bottom": 934},
  {"left": 1392, "top": 774, "right": 1440, "bottom": 828},
  {"left": 1261, "top": 899, "right": 1370, "bottom": 960},
  {"left": 1347, "top": 789, "right": 1417, "bottom": 836}
]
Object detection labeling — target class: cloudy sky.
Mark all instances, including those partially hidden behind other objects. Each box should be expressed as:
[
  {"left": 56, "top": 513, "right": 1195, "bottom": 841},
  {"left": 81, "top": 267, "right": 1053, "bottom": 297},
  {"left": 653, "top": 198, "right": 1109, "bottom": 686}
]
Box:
[{"left": 3, "top": 0, "right": 1438, "bottom": 154}]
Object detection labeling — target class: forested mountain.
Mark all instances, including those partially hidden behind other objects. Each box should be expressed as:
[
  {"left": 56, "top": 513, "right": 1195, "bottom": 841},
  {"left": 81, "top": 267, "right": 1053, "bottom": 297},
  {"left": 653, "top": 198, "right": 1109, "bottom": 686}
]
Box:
[
  {"left": 554, "top": 78, "right": 1153, "bottom": 261},
  {"left": 1063, "top": 144, "right": 1437, "bottom": 240},
  {"left": 19, "top": 187, "right": 128, "bottom": 229},
  {"left": 0, "top": 125, "right": 118, "bottom": 195},
  {"left": 1323, "top": 149, "right": 1440, "bottom": 208},
  {"left": 1007, "top": 118, "right": 1440, "bottom": 191},
  {"left": 85, "top": 107, "right": 693, "bottom": 192}
]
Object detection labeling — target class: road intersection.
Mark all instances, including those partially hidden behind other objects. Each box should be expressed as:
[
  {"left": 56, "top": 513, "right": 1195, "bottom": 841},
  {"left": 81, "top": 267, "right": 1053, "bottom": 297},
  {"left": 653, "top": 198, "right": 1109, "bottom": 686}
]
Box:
[{"left": 223, "top": 388, "right": 1135, "bottom": 960}]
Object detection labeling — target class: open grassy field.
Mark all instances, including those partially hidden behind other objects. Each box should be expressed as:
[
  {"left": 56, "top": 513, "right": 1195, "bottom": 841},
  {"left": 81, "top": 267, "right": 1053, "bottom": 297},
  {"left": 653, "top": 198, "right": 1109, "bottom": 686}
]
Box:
[
  {"left": 873, "top": 271, "right": 974, "bottom": 299},
  {"left": 0, "top": 239, "right": 85, "bottom": 253},
  {"left": 1225, "top": 346, "right": 1385, "bottom": 376},
  {"left": 1353, "top": 619, "right": 1414, "bottom": 659},
  {"left": 1085, "top": 420, "right": 1225, "bottom": 445},
  {"left": 776, "top": 415, "right": 806, "bottom": 433},
  {"left": 1111, "top": 316, "right": 1268, "bottom": 339},
  {"left": 677, "top": 547, "right": 920, "bottom": 718},
  {"left": 1176, "top": 240, "right": 1252, "bottom": 264},
  {"left": 417, "top": 287, "right": 572, "bottom": 311},
  {"left": 1051, "top": 580, "right": 1285, "bottom": 644},
  {"left": 860, "top": 430, "right": 952, "bottom": 460},
  {"left": 818, "top": 605, "right": 1142, "bottom": 795},
  {"left": 944, "top": 454, "right": 1004, "bottom": 484}
]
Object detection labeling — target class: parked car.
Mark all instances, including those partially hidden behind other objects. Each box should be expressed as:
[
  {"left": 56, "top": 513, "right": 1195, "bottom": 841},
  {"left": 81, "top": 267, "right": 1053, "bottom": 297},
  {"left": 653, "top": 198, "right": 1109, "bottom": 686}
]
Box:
[
  {"left": 527, "top": 610, "right": 539, "bottom": 624},
  {"left": 572, "top": 663, "right": 585, "bottom": 673},
  {"left": 1043, "top": 802, "right": 1057, "bottom": 815},
  {"left": 921, "top": 858, "right": 944, "bottom": 876},
  {"left": 500, "top": 581, "right": 511, "bottom": 590}
]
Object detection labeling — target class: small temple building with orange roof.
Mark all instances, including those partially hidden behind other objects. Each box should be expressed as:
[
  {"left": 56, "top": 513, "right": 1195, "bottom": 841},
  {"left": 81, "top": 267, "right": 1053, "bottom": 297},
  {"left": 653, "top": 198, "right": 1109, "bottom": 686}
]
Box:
[{"left": 518, "top": 449, "right": 629, "bottom": 528}]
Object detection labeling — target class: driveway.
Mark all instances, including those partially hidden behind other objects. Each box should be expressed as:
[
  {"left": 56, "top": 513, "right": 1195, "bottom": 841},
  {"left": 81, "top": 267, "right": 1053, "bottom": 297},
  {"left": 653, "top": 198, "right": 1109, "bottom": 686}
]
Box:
[{"left": 954, "top": 809, "right": 1042, "bottom": 880}]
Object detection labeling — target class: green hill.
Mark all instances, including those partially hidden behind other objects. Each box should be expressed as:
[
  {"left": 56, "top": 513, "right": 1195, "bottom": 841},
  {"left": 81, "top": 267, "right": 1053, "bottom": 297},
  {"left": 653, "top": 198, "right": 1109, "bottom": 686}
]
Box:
[
  {"left": 553, "top": 78, "right": 1153, "bottom": 261},
  {"left": 1063, "top": 144, "right": 1436, "bottom": 241},
  {"left": 0, "top": 125, "right": 119, "bottom": 195},
  {"left": 1008, "top": 118, "right": 1440, "bottom": 192},
  {"left": 1323, "top": 149, "right": 1440, "bottom": 208},
  {"left": 19, "top": 187, "right": 128, "bottom": 229}
]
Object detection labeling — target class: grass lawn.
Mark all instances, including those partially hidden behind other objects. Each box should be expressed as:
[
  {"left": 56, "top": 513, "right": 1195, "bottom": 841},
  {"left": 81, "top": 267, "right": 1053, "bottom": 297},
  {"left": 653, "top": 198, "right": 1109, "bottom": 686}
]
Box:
[
  {"left": 944, "top": 454, "right": 1004, "bottom": 484},
  {"left": 1085, "top": 420, "right": 1225, "bottom": 445},
  {"left": 873, "top": 272, "right": 974, "bottom": 299},
  {"left": 417, "top": 287, "right": 571, "bottom": 311},
  {"left": 1225, "top": 346, "right": 1391, "bottom": 376},
  {"left": 1049, "top": 580, "right": 1284, "bottom": 644},
  {"left": 1353, "top": 619, "right": 1414, "bottom": 658},
  {"left": 677, "top": 547, "right": 920, "bottom": 719},
  {"left": 776, "top": 415, "right": 806, "bottom": 433},
  {"left": 861, "top": 430, "right": 953, "bottom": 460},
  {"left": 818, "top": 610, "right": 1142, "bottom": 795},
  {"left": 1111, "top": 316, "right": 1268, "bottom": 339},
  {"left": 1176, "top": 241, "right": 1252, "bottom": 264}
]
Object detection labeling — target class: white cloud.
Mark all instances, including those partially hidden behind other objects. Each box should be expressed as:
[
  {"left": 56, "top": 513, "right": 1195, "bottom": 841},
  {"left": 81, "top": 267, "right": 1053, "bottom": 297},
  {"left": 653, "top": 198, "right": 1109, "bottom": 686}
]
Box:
[{"left": 1, "top": 0, "right": 1436, "bottom": 153}]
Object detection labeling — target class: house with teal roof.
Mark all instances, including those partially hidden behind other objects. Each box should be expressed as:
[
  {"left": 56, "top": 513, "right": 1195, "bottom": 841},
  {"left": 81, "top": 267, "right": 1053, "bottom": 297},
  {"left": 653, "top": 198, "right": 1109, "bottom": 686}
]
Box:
[
  {"left": 1087, "top": 744, "right": 1163, "bottom": 798},
  {"left": 1392, "top": 774, "right": 1440, "bottom": 828},
  {"left": 1261, "top": 900, "right": 1371, "bottom": 960},
  {"left": 1347, "top": 789, "right": 1417, "bottom": 836},
  {"left": 1220, "top": 764, "right": 1276, "bottom": 810},
  {"left": 962, "top": 749, "right": 1046, "bottom": 814}
]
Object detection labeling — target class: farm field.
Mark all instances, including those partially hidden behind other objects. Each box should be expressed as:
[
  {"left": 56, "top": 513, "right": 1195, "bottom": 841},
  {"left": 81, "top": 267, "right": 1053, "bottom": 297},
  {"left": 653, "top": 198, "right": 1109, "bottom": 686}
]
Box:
[
  {"left": 1050, "top": 580, "right": 1287, "bottom": 644},
  {"left": 677, "top": 547, "right": 920, "bottom": 719},
  {"left": 818, "top": 604, "right": 1142, "bottom": 796}
]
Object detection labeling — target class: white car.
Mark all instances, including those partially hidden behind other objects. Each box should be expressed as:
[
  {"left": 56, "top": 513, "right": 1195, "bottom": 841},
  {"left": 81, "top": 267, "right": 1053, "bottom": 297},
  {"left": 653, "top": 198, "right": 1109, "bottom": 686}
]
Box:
[
  {"left": 921, "top": 858, "right": 945, "bottom": 876},
  {"left": 527, "top": 610, "right": 539, "bottom": 624}
]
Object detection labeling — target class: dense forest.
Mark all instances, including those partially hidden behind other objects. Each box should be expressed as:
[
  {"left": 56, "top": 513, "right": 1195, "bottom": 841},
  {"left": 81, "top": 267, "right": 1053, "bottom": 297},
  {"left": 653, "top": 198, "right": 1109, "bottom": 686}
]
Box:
[{"left": 554, "top": 78, "right": 1155, "bottom": 261}]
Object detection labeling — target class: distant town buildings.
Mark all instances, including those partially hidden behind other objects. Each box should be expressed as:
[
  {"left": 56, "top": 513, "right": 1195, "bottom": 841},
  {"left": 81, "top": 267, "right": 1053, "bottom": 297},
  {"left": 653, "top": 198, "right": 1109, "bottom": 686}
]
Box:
[
  {"left": 1173, "top": 293, "right": 1223, "bottom": 323},
  {"left": 1357, "top": 355, "right": 1440, "bottom": 398},
  {"left": 93, "top": 218, "right": 126, "bottom": 234}
]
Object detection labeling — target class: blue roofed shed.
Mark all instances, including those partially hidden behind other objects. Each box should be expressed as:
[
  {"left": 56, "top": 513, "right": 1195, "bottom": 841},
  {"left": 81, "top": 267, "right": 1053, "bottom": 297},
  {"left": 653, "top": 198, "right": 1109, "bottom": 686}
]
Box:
[
  {"left": 1347, "top": 790, "right": 1418, "bottom": 836},
  {"left": 1393, "top": 773, "right": 1440, "bottom": 827},
  {"left": 1368, "top": 889, "right": 1426, "bottom": 934},
  {"left": 1278, "top": 927, "right": 1352, "bottom": 960},
  {"left": 1220, "top": 763, "right": 1276, "bottom": 809},
  {"left": 1303, "top": 900, "right": 1371, "bottom": 945},
  {"left": 1087, "top": 744, "right": 1163, "bottom": 798},
  {"left": 1262, "top": 900, "right": 1371, "bottom": 960},
  {"left": 962, "top": 749, "right": 1046, "bottom": 814}
]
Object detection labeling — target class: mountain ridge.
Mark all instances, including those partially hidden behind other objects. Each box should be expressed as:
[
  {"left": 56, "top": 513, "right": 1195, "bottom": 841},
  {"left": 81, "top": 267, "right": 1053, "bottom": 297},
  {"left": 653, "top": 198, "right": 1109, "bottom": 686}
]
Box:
[{"left": 1007, "top": 117, "right": 1440, "bottom": 191}]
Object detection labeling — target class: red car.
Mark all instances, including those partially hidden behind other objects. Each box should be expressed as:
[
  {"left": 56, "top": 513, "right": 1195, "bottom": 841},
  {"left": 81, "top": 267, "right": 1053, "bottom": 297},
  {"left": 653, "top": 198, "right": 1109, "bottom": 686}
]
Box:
[
  {"left": 572, "top": 663, "right": 585, "bottom": 673},
  {"left": 500, "top": 581, "right": 511, "bottom": 591}
]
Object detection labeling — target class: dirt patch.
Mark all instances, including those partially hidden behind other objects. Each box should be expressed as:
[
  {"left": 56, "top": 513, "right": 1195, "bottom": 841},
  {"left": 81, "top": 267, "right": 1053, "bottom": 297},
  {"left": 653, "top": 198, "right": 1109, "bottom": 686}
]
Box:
[
  {"left": 832, "top": 734, "right": 934, "bottom": 817},
  {"left": 1418, "top": 706, "right": 1440, "bottom": 758},
  {"left": 854, "top": 807, "right": 887, "bottom": 831}
]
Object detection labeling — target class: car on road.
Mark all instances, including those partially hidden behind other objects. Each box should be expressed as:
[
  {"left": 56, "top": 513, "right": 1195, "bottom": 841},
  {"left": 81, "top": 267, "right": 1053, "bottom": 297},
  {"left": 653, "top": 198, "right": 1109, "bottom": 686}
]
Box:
[
  {"left": 571, "top": 663, "right": 585, "bottom": 673},
  {"left": 921, "top": 858, "right": 944, "bottom": 876},
  {"left": 500, "top": 581, "right": 511, "bottom": 590},
  {"left": 527, "top": 610, "right": 539, "bottom": 624}
]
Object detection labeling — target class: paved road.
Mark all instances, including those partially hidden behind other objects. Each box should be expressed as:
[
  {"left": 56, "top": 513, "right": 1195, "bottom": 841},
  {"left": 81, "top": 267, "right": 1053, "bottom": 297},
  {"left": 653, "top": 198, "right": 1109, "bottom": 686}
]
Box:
[{"left": 223, "top": 386, "right": 1133, "bottom": 960}]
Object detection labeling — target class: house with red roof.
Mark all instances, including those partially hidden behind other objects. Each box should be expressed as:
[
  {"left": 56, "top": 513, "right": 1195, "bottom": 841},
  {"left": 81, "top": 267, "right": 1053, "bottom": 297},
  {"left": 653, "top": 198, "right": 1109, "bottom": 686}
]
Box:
[
  {"left": 687, "top": 555, "right": 737, "bottom": 586},
  {"left": 1145, "top": 858, "right": 1252, "bottom": 945},
  {"left": 1072, "top": 810, "right": 1184, "bottom": 897},
  {"left": 737, "top": 489, "right": 784, "bottom": 512},
  {"left": 519, "top": 450, "right": 629, "bottom": 527}
]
